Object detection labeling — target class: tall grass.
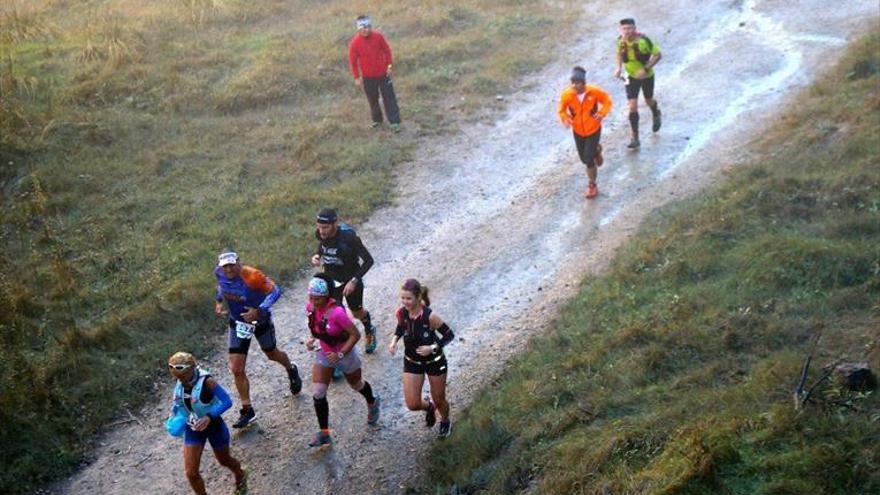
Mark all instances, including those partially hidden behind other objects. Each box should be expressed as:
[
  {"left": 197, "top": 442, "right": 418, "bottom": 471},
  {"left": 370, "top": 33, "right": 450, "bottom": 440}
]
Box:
[
  {"left": 0, "top": 0, "right": 578, "bottom": 492},
  {"left": 429, "top": 34, "right": 880, "bottom": 495}
]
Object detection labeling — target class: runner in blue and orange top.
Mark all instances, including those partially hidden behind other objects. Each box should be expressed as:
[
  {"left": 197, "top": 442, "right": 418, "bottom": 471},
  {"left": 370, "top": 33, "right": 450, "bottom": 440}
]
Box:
[
  {"left": 303, "top": 275, "right": 381, "bottom": 447},
  {"left": 214, "top": 251, "right": 302, "bottom": 429}
]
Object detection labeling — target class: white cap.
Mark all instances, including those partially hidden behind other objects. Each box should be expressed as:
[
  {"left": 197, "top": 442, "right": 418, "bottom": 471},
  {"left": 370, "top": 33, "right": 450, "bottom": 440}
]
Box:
[{"left": 217, "top": 252, "right": 239, "bottom": 267}]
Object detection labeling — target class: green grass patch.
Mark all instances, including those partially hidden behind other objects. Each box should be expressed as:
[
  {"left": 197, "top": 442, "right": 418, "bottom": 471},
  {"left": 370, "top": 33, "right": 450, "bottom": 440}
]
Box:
[
  {"left": 429, "top": 34, "right": 880, "bottom": 495},
  {"left": 0, "top": 0, "right": 579, "bottom": 492}
]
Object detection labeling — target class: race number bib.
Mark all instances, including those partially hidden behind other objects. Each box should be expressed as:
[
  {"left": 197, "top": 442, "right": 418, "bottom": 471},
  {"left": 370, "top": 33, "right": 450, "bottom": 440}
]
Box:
[{"left": 235, "top": 320, "right": 256, "bottom": 339}]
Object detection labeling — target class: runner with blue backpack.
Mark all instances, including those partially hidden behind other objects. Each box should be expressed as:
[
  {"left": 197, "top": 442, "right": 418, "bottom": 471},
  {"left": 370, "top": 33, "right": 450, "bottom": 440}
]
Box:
[
  {"left": 614, "top": 17, "right": 662, "bottom": 149},
  {"left": 165, "top": 352, "right": 247, "bottom": 495},
  {"left": 310, "top": 208, "right": 379, "bottom": 354}
]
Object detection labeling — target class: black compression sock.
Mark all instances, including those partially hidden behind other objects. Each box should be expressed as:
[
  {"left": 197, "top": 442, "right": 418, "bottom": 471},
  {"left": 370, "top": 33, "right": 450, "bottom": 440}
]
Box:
[
  {"left": 313, "top": 397, "right": 329, "bottom": 430},
  {"left": 629, "top": 112, "right": 639, "bottom": 135},
  {"left": 358, "top": 381, "right": 375, "bottom": 403},
  {"left": 361, "top": 312, "right": 373, "bottom": 332},
  {"left": 649, "top": 101, "right": 659, "bottom": 116}
]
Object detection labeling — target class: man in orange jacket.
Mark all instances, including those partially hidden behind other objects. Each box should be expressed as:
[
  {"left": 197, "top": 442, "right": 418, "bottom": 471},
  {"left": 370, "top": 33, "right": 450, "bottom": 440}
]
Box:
[{"left": 558, "top": 66, "right": 612, "bottom": 199}]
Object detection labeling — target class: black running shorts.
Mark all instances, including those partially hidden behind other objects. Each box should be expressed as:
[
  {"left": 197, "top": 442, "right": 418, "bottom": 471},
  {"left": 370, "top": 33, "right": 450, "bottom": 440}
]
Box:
[
  {"left": 403, "top": 355, "right": 448, "bottom": 376},
  {"left": 625, "top": 75, "right": 655, "bottom": 100}
]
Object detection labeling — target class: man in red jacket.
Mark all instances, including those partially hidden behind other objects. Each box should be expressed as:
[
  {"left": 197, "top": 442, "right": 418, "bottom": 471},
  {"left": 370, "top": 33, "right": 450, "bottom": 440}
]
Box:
[{"left": 349, "top": 15, "right": 401, "bottom": 133}]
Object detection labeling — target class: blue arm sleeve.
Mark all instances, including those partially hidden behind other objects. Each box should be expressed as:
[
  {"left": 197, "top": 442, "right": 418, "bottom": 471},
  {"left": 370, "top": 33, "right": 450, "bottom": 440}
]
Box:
[
  {"left": 258, "top": 283, "right": 282, "bottom": 312},
  {"left": 207, "top": 383, "right": 233, "bottom": 418},
  {"left": 215, "top": 285, "right": 223, "bottom": 302}
]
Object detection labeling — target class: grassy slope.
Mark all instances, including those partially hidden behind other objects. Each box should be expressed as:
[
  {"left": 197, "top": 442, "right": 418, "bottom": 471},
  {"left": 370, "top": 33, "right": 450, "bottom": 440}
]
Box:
[
  {"left": 430, "top": 34, "right": 880, "bottom": 495},
  {"left": 0, "top": 0, "right": 578, "bottom": 492}
]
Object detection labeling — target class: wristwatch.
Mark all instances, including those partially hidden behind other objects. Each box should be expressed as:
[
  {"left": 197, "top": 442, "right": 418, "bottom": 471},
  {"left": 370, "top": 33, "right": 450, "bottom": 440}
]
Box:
[{"left": 337, "top": 351, "right": 345, "bottom": 359}]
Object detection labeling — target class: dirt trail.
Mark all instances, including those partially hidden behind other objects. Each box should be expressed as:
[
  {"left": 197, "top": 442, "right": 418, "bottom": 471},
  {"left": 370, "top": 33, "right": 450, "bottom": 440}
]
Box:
[{"left": 56, "top": 1, "right": 876, "bottom": 494}]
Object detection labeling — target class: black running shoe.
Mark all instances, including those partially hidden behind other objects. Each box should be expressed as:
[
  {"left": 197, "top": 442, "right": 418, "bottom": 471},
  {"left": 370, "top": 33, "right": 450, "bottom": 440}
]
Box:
[
  {"left": 288, "top": 364, "right": 302, "bottom": 395},
  {"left": 424, "top": 399, "right": 436, "bottom": 428},
  {"left": 652, "top": 106, "right": 662, "bottom": 132},
  {"left": 627, "top": 138, "right": 641, "bottom": 149},
  {"left": 232, "top": 407, "right": 257, "bottom": 429},
  {"left": 438, "top": 420, "right": 452, "bottom": 439}
]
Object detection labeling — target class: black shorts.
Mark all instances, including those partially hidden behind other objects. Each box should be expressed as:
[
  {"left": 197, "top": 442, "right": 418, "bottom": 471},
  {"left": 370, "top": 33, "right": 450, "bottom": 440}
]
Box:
[
  {"left": 228, "top": 320, "right": 277, "bottom": 354},
  {"left": 403, "top": 355, "right": 448, "bottom": 376},
  {"left": 329, "top": 279, "right": 365, "bottom": 312},
  {"left": 625, "top": 75, "right": 655, "bottom": 100}
]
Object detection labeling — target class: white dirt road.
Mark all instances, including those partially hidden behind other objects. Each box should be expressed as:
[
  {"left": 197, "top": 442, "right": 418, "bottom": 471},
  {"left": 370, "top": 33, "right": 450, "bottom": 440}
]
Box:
[{"left": 55, "top": 1, "right": 877, "bottom": 494}]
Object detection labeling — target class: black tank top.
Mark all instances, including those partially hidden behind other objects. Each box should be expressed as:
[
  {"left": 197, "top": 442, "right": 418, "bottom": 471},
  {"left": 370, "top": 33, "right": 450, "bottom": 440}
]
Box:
[{"left": 397, "top": 307, "right": 442, "bottom": 361}]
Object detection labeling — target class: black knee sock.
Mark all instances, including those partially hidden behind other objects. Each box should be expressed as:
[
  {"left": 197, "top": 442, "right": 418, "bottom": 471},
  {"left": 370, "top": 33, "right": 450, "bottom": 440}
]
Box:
[
  {"left": 361, "top": 312, "right": 373, "bottom": 332},
  {"left": 313, "top": 397, "right": 329, "bottom": 430},
  {"left": 629, "top": 112, "right": 639, "bottom": 136},
  {"left": 358, "top": 381, "right": 375, "bottom": 403}
]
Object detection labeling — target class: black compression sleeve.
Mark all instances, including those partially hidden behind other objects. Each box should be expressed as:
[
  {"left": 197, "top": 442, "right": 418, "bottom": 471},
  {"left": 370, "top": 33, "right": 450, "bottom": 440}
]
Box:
[
  {"left": 395, "top": 324, "right": 405, "bottom": 338},
  {"left": 353, "top": 235, "right": 374, "bottom": 279},
  {"left": 436, "top": 323, "right": 454, "bottom": 347},
  {"left": 200, "top": 382, "right": 214, "bottom": 403}
]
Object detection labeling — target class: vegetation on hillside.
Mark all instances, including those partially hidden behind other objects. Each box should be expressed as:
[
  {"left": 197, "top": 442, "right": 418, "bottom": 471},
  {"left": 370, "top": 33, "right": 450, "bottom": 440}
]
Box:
[
  {"left": 430, "top": 33, "right": 880, "bottom": 495},
  {"left": 0, "top": 1, "right": 577, "bottom": 492}
]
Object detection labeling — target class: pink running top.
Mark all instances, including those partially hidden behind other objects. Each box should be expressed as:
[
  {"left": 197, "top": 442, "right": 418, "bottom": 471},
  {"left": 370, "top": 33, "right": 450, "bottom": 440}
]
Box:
[{"left": 306, "top": 301, "right": 354, "bottom": 353}]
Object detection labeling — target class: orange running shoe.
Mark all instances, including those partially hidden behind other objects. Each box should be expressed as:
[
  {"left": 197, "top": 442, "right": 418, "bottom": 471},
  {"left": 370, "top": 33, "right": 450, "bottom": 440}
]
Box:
[
  {"left": 594, "top": 144, "right": 604, "bottom": 167},
  {"left": 585, "top": 183, "right": 598, "bottom": 199}
]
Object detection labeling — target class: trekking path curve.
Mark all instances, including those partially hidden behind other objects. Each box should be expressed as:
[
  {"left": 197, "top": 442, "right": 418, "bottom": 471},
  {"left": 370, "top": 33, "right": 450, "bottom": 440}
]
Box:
[{"left": 56, "top": 1, "right": 875, "bottom": 494}]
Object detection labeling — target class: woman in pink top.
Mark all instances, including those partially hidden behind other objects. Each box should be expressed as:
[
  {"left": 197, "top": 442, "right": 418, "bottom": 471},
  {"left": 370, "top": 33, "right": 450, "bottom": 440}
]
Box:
[{"left": 304, "top": 276, "right": 381, "bottom": 447}]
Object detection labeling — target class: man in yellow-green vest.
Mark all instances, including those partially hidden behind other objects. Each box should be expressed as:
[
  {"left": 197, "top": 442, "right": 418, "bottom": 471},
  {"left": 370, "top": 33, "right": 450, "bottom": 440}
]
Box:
[{"left": 614, "top": 18, "right": 662, "bottom": 149}]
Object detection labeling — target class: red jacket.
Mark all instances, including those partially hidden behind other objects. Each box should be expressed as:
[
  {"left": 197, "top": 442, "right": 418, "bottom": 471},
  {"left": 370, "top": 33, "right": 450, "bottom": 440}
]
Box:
[{"left": 348, "top": 31, "right": 393, "bottom": 79}]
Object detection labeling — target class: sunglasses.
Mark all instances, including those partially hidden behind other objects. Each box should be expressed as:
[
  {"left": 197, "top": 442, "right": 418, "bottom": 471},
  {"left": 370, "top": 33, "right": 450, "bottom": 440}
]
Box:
[{"left": 168, "top": 363, "right": 192, "bottom": 370}]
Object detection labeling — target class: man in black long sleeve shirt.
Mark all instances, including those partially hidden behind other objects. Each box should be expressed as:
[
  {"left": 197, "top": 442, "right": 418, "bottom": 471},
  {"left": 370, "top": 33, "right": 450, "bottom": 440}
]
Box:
[{"left": 310, "top": 208, "right": 379, "bottom": 353}]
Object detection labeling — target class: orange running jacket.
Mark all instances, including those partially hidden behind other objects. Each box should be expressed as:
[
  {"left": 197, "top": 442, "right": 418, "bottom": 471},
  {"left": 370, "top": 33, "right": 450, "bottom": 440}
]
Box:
[{"left": 558, "top": 84, "right": 612, "bottom": 137}]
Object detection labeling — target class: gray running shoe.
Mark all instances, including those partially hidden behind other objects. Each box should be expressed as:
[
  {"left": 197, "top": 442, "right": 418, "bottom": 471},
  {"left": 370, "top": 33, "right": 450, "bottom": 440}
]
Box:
[
  {"left": 627, "top": 138, "right": 641, "bottom": 149},
  {"left": 308, "top": 430, "right": 332, "bottom": 447},
  {"left": 367, "top": 395, "right": 382, "bottom": 425}
]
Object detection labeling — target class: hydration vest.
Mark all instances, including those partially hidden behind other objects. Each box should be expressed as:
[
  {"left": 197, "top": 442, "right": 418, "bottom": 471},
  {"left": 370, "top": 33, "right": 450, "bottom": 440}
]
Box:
[
  {"left": 316, "top": 223, "right": 361, "bottom": 281},
  {"left": 397, "top": 307, "right": 442, "bottom": 359},
  {"left": 617, "top": 34, "right": 654, "bottom": 65},
  {"left": 308, "top": 301, "right": 348, "bottom": 345},
  {"left": 173, "top": 368, "right": 222, "bottom": 420}
]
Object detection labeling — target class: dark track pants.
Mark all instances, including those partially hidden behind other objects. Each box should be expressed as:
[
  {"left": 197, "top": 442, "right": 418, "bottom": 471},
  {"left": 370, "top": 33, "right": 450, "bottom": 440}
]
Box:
[
  {"left": 363, "top": 75, "right": 401, "bottom": 125},
  {"left": 573, "top": 128, "right": 602, "bottom": 168}
]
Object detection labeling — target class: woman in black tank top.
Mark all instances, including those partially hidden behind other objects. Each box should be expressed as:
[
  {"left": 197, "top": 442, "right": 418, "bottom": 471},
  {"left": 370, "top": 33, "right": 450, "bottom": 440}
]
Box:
[{"left": 388, "top": 279, "right": 455, "bottom": 438}]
